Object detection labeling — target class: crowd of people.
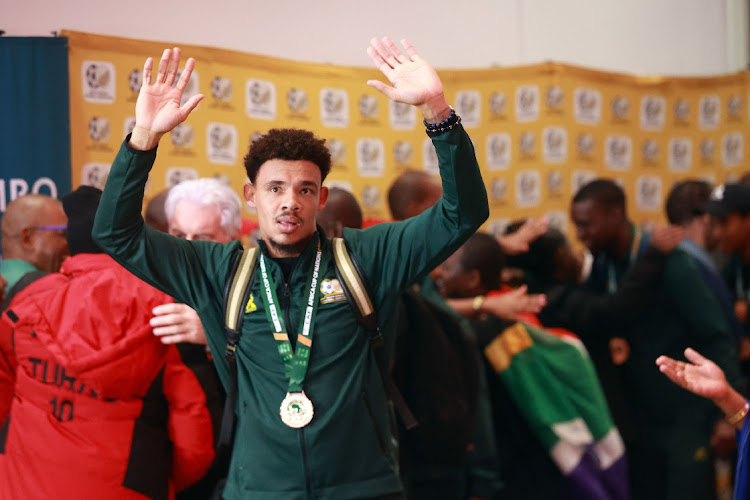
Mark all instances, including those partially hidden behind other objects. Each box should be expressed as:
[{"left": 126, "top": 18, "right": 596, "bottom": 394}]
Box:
[{"left": 1, "top": 36, "right": 750, "bottom": 500}]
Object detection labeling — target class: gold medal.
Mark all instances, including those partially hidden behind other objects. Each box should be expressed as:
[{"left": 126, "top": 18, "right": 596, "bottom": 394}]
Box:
[{"left": 280, "top": 392, "right": 314, "bottom": 428}]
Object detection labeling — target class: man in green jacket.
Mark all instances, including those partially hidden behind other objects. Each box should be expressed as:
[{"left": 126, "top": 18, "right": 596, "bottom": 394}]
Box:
[
  {"left": 93, "top": 38, "right": 488, "bottom": 499},
  {"left": 571, "top": 178, "right": 740, "bottom": 500}
]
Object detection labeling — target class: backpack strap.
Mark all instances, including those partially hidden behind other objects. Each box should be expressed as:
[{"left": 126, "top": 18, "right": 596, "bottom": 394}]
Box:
[
  {"left": 1, "top": 270, "right": 50, "bottom": 312},
  {"left": 216, "top": 247, "right": 258, "bottom": 453},
  {"left": 332, "top": 238, "right": 417, "bottom": 430}
]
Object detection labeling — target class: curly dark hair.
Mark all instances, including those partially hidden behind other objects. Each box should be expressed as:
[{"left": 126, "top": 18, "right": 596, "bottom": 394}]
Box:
[{"left": 243, "top": 128, "right": 331, "bottom": 183}]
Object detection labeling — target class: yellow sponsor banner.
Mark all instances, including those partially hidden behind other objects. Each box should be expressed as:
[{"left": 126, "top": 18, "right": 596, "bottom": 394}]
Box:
[{"left": 65, "top": 30, "right": 749, "bottom": 237}]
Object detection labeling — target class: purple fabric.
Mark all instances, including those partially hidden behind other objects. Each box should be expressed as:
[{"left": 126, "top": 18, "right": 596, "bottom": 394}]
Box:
[{"left": 566, "top": 448, "right": 629, "bottom": 500}]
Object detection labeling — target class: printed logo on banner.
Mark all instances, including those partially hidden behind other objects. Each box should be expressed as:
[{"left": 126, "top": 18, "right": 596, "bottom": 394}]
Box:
[
  {"left": 542, "top": 127, "right": 567, "bottom": 163},
  {"left": 206, "top": 123, "right": 238, "bottom": 165},
  {"left": 487, "top": 219, "right": 511, "bottom": 238},
  {"left": 722, "top": 132, "right": 743, "bottom": 167},
  {"left": 174, "top": 70, "right": 200, "bottom": 107},
  {"left": 515, "top": 170, "right": 541, "bottom": 207},
  {"left": 88, "top": 117, "right": 111, "bottom": 143},
  {"left": 700, "top": 138, "right": 716, "bottom": 164},
  {"left": 574, "top": 88, "right": 601, "bottom": 125},
  {"left": 81, "top": 163, "right": 111, "bottom": 190},
  {"left": 727, "top": 95, "right": 742, "bottom": 121},
  {"left": 674, "top": 99, "right": 690, "bottom": 124},
  {"left": 546, "top": 170, "right": 564, "bottom": 197},
  {"left": 210, "top": 77, "right": 233, "bottom": 102},
  {"left": 246, "top": 79, "right": 277, "bottom": 120},
  {"left": 82, "top": 61, "right": 116, "bottom": 104},
  {"left": 546, "top": 210, "right": 568, "bottom": 232},
  {"left": 699, "top": 95, "right": 720, "bottom": 130},
  {"left": 515, "top": 85, "right": 540, "bottom": 122},
  {"left": 605, "top": 135, "right": 632, "bottom": 170},
  {"left": 611, "top": 96, "right": 630, "bottom": 121},
  {"left": 166, "top": 167, "right": 199, "bottom": 188},
  {"left": 489, "top": 92, "right": 508, "bottom": 118},
  {"left": 576, "top": 133, "right": 595, "bottom": 158},
  {"left": 519, "top": 131, "right": 536, "bottom": 157},
  {"left": 127, "top": 68, "right": 143, "bottom": 95},
  {"left": 356, "top": 138, "right": 385, "bottom": 177},
  {"left": 640, "top": 96, "right": 665, "bottom": 130},
  {"left": 325, "top": 180, "right": 354, "bottom": 193},
  {"left": 361, "top": 185, "right": 381, "bottom": 210},
  {"left": 545, "top": 86, "right": 564, "bottom": 113},
  {"left": 321, "top": 88, "right": 349, "bottom": 128},
  {"left": 572, "top": 169, "right": 597, "bottom": 195},
  {"left": 486, "top": 133, "right": 511, "bottom": 170},
  {"left": 358, "top": 95, "right": 378, "bottom": 120},
  {"left": 668, "top": 138, "right": 692, "bottom": 172},
  {"left": 327, "top": 139, "right": 347, "bottom": 164},
  {"left": 123, "top": 117, "right": 136, "bottom": 139},
  {"left": 490, "top": 178, "right": 508, "bottom": 204},
  {"left": 389, "top": 101, "right": 416, "bottom": 129},
  {"left": 642, "top": 139, "right": 660, "bottom": 164},
  {"left": 636, "top": 176, "right": 662, "bottom": 211},
  {"left": 287, "top": 88, "right": 309, "bottom": 114},
  {"left": 423, "top": 139, "right": 439, "bottom": 174},
  {"left": 171, "top": 124, "right": 195, "bottom": 148},
  {"left": 393, "top": 141, "right": 413, "bottom": 166},
  {"left": 456, "top": 91, "right": 480, "bottom": 127}
]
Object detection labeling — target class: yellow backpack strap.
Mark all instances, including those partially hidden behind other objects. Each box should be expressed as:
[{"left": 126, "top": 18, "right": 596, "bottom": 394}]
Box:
[
  {"left": 224, "top": 247, "right": 258, "bottom": 332},
  {"left": 332, "top": 237, "right": 375, "bottom": 322},
  {"left": 218, "top": 246, "right": 258, "bottom": 453},
  {"left": 331, "top": 237, "right": 417, "bottom": 429}
]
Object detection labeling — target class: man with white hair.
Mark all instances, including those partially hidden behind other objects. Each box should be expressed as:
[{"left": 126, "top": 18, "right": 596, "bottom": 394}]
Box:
[
  {"left": 150, "top": 178, "right": 242, "bottom": 346},
  {"left": 165, "top": 177, "right": 242, "bottom": 243}
]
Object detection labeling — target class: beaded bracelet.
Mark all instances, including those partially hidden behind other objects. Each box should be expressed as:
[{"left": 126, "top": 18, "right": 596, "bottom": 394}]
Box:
[{"left": 424, "top": 107, "right": 462, "bottom": 137}]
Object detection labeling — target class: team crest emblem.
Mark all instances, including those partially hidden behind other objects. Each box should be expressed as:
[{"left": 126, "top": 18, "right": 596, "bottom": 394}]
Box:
[{"left": 320, "top": 279, "right": 347, "bottom": 304}]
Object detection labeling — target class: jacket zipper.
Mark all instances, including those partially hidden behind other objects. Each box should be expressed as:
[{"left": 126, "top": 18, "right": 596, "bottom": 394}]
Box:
[{"left": 283, "top": 280, "right": 313, "bottom": 498}]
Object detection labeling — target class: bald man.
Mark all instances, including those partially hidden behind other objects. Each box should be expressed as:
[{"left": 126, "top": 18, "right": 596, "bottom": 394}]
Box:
[
  {"left": 0, "top": 195, "right": 69, "bottom": 294},
  {"left": 388, "top": 170, "right": 442, "bottom": 221},
  {"left": 318, "top": 187, "right": 363, "bottom": 237}
]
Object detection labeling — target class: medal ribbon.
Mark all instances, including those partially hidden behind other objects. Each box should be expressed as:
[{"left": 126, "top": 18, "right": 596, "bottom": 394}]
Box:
[
  {"left": 258, "top": 241, "right": 325, "bottom": 394},
  {"left": 607, "top": 226, "right": 642, "bottom": 293}
]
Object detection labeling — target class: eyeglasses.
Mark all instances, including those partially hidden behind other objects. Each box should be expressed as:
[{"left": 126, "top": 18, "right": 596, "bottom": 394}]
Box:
[{"left": 32, "top": 225, "right": 67, "bottom": 237}]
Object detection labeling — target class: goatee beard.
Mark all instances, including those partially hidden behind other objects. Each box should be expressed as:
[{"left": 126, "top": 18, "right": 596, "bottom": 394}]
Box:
[{"left": 267, "top": 237, "right": 310, "bottom": 258}]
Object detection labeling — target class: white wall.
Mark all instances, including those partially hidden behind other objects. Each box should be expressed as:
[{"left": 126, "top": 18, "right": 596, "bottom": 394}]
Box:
[{"left": 1, "top": 0, "right": 746, "bottom": 75}]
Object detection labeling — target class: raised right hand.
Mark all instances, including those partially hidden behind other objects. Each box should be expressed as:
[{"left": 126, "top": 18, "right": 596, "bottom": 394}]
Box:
[{"left": 131, "top": 48, "right": 204, "bottom": 150}]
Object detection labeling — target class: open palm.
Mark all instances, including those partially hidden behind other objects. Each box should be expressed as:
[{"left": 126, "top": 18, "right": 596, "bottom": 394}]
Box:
[
  {"left": 656, "top": 348, "right": 729, "bottom": 400},
  {"left": 135, "top": 48, "right": 204, "bottom": 136},
  {"left": 366, "top": 37, "right": 445, "bottom": 111}
]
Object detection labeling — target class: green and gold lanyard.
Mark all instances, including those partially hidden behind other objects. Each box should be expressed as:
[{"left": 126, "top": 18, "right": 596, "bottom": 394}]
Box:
[
  {"left": 607, "top": 227, "right": 642, "bottom": 294},
  {"left": 258, "top": 242, "right": 325, "bottom": 427}
]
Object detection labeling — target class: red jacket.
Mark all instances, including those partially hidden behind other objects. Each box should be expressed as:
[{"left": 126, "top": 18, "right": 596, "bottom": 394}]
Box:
[{"left": 0, "top": 254, "right": 214, "bottom": 499}]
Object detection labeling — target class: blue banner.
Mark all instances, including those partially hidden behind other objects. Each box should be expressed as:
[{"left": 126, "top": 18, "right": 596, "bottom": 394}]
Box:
[{"left": 0, "top": 37, "right": 72, "bottom": 221}]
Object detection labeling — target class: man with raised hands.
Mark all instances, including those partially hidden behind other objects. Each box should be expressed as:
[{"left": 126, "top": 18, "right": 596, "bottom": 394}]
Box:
[{"left": 93, "top": 38, "right": 488, "bottom": 499}]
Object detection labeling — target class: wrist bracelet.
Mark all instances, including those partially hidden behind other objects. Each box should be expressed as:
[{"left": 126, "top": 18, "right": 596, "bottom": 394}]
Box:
[
  {"left": 726, "top": 401, "right": 749, "bottom": 426},
  {"left": 424, "top": 106, "right": 461, "bottom": 137}
]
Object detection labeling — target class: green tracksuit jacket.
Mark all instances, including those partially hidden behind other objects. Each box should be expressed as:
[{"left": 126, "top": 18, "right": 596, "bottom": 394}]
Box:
[{"left": 92, "top": 125, "right": 489, "bottom": 499}]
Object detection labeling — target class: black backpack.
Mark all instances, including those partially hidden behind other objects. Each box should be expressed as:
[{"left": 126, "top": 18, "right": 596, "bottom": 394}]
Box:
[{"left": 392, "top": 288, "right": 480, "bottom": 465}]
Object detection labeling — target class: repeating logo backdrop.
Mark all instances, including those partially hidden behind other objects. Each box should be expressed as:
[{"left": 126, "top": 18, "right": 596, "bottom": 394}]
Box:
[{"left": 66, "top": 31, "right": 749, "bottom": 238}]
